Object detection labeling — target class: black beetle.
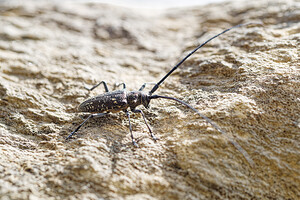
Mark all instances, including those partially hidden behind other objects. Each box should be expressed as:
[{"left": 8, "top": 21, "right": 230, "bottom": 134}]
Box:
[{"left": 67, "top": 23, "right": 260, "bottom": 166}]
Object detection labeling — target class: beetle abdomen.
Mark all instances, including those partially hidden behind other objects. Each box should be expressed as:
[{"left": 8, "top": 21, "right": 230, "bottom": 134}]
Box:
[{"left": 78, "top": 90, "right": 128, "bottom": 113}]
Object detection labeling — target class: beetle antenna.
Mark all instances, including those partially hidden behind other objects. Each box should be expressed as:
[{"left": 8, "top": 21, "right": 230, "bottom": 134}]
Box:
[
  {"left": 150, "top": 94, "right": 254, "bottom": 166},
  {"left": 149, "top": 22, "right": 261, "bottom": 95}
]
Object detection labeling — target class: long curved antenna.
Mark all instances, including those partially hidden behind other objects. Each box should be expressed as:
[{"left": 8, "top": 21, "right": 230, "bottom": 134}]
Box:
[
  {"left": 149, "top": 22, "right": 260, "bottom": 95},
  {"left": 150, "top": 95, "right": 254, "bottom": 166}
]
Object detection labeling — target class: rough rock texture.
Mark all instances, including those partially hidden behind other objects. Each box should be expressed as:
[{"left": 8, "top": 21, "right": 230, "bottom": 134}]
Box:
[{"left": 0, "top": 0, "right": 299, "bottom": 199}]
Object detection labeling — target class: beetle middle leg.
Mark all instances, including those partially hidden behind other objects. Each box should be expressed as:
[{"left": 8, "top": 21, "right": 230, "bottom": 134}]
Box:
[
  {"left": 85, "top": 81, "right": 109, "bottom": 92},
  {"left": 125, "top": 110, "right": 139, "bottom": 147},
  {"left": 66, "top": 113, "right": 107, "bottom": 140},
  {"left": 132, "top": 108, "right": 158, "bottom": 141},
  {"left": 114, "top": 82, "right": 126, "bottom": 90}
]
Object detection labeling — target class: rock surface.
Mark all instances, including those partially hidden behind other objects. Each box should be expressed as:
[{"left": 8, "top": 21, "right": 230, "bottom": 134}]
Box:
[{"left": 0, "top": 0, "right": 299, "bottom": 199}]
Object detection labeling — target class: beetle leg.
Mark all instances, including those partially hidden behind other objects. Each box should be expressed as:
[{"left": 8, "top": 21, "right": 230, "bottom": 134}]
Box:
[
  {"left": 66, "top": 113, "right": 107, "bottom": 140},
  {"left": 85, "top": 81, "right": 109, "bottom": 92},
  {"left": 138, "top": 82, "right": 156, "bottom": 91},
  {"left": 125, "top": 110, "right": 139, "bottom": 147},
  {"left": 132, "top": 108, "right": 158, "bottom": 141},
  {"left": 114, "top": 82, "right": 126, "bottom": 90}
]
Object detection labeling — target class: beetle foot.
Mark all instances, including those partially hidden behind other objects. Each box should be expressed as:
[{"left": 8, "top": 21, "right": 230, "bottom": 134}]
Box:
[
  {"left": 65, "top": 132, "right": 75, "bottom": 140},
  {"left": 132, "top": 140, "right": 139, "bottom": 148},
  {"left": 152, "top": 135, "right": 159, "bottom": 141}
]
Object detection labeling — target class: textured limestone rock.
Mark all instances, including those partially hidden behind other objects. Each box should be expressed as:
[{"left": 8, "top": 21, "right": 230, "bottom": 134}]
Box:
[{"left": 0, "top": 0, "right": 299, "bottom": 199}]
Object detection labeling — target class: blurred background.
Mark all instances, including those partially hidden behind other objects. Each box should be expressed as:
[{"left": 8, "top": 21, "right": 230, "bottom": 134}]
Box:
[
  {"left": 0, "top": 0, "right": 230, "bottom": 9},
  {"left": 82, "top": 0, "right": 227, "bottom": 8}
]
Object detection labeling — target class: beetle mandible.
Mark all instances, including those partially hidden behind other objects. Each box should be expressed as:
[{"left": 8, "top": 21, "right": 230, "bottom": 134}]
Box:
[{"left": 66, "top": 23, "right": 260, "bottom": 166}]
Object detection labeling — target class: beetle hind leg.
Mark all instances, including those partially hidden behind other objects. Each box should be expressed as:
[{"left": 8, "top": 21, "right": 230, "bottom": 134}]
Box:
[{"left": 66, "top": 113, "right": 107, "bottom": 140}]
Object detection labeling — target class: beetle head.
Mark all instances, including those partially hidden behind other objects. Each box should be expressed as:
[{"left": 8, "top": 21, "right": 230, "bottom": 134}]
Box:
[{"left": 141, "top": 92, "right": 151, "bottom": 109}]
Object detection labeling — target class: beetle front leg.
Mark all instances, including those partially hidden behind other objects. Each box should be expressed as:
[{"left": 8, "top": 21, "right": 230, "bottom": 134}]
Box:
[
  {"left": 132, "top": 108, "right": 158, "bottom": 141},
  {"left": 138, "top": 82, "right": 156, "bottom": 91},
  {"left": 66, "top": 113, "right": 107, "bottom": 140},
  {"left": 125, "top": 110, "right": 139, "bottom": 147}
]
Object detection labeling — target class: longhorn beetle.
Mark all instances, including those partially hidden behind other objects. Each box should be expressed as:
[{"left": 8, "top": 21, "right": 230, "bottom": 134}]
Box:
[{"left": 67, "top": 23, "right": 260, "bottom": 166}]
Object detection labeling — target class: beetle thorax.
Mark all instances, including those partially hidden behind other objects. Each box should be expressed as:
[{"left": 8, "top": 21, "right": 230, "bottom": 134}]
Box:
[{"left": 127, "top": 91, "right": 151, "bottom": 109}]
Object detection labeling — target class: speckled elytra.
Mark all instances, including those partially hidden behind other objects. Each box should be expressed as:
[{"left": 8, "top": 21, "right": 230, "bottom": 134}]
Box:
[{"left": 67, "top": 23, "right": 260, "bottom": 166}]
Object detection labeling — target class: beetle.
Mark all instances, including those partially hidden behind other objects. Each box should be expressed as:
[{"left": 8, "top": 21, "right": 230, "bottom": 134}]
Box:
[{"left": 66, "top": 23, "right": 260, "bottom": 166}]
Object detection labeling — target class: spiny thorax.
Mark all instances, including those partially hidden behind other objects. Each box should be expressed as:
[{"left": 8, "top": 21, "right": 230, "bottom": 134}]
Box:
[{"left": 126, "top": 91, "right": 151, "bottom": 109}]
